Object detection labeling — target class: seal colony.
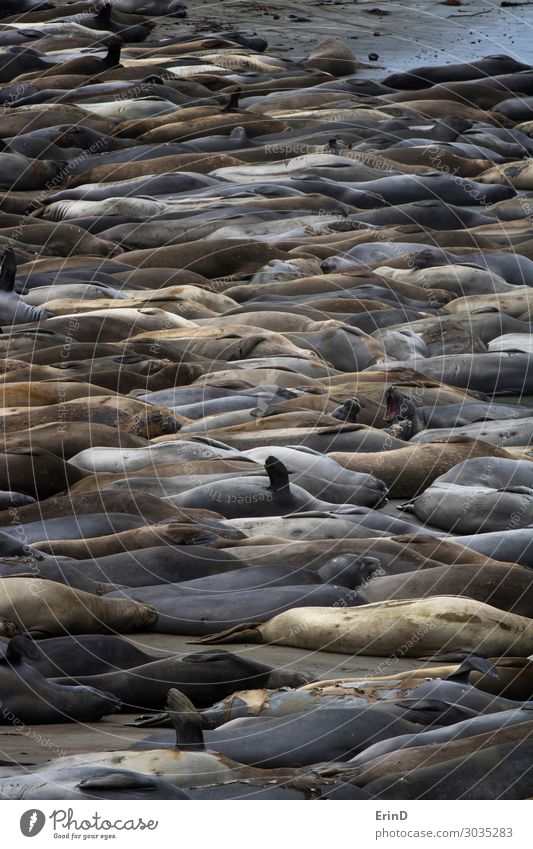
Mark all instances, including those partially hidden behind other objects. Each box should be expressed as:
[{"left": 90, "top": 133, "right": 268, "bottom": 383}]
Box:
[{"left": 0, "top": 0, "right": 531, "bottom": 801}]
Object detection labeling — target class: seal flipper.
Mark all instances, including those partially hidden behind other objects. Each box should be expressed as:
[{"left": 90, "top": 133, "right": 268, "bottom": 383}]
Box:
[
  {"left": 166, "top": 688, "right": 205, "bottom": 750},
  {"left": 192, "top": 622, "right": 263, "bottom": 644},
  {"left": 0, "top": 248, "right": 16, "bottom": 293},
  {"left": 95, "top": 3, "right": 112, "bottom": 25},
  {"left": 181, "top": 650, "right": 230, "bottom": 663},
  {"left": 265, "top": 456, "right": 290, "bottom": 492},
  {"left": 444, "top": 655, "right": 498, "bottom": 683},
  {"left": 78, "top": 771, "right": 166, "bottom": 790},
  {"left": 3, "top": 635, "right": 40, "bottom": 664}
]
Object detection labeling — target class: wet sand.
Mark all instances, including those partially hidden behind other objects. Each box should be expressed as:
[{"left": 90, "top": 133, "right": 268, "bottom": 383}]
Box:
[{"left": 162, "top": 0, "right": 533, "bottom": 67}]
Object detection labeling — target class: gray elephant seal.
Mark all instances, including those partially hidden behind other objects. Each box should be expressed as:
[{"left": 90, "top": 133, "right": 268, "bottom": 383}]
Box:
[{"left": 0, "top": 636, "right": 120, "bottom": 724}]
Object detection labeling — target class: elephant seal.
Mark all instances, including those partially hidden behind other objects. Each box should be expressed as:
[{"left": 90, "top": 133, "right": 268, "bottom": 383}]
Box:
[
  {"left": 348, "top": 707, "right": 533, "bottom": 771},
  {"left": 169, "top": 456, "right": 353, "bottom": 518},
  {"left": 0, "top": 248, "right": 52, "bottom": 325},
  {"left": 350, "top": 720, "right": 533, "bottom": 788},
  {"left": 0, "top": 448, "right": 87, "bottom": 498},
  {"left": 451, "top": 529, "right": 533, "bottom": 568},
  {"left": 402, "top": 482, "right": 533, "bottom": 534},
  {"left": 45, "top": 545, "right": 243, "bottom": 589},
  {"left": 382, "top": 55, "right": 529, "bottom": 88},
  {"left": 0, "top": 578, "right": 156, "bottom": 636},
  {"left": 363, "top": 563, "right": 533, "bottom": 616},
  {"left": 305, "top": 39, "right": 360, "bottom": 76},
  {"left": 199, "top": 596, "right": 533, "bottom": 657},
  {"left": 0, "top": 766, "right": 190, "bottom": 800},
  {"left": 6, "top": 634, "right": 169, "bottom": 678},
  {"left": 0, "top": 690, "right": 348, "bottom": 796},
  {"left": 52, "top": 650, "right": 310, "bottom": 710},
  {"left": 107, "top": 582, "right": 364, "bottom": 635},
  {"left": 366, "top": 740, "right": 533, "bottom": 798},
  {"left": 329, "top": 437, "right": 515, "bottom": 498},
  {"left": 0, "top": 636, "right": 120, "bottom": 724}
]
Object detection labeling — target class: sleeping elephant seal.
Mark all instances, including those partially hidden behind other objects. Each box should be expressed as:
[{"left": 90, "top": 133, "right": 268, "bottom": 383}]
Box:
[
  {"left": 0, "top": 247, "right": 53, "bottom": 325},
  {"left": 0, "top": 578, "right": 156, "bottom": 636},
  {"left": 0, "top": 689, "right": 305, "bottom": 794},
  {"left": 9, "top": 634, "right": 170, "bottom": 678},
  {"left": 52, "top": 649, "right": 310, "bottom": 710},
  {"left": 350, "top": 720, "right": 533, "bottom": 789},
  {"left": 402, "top": 482, "right": 533, "bottom": 534},
  {"left": 382, "top": 55, "right": 530, "bottom": 89},
  {"left": 0, "top": 491, "right": 34, "bottom": 510},
  {"left": 106, "top": 583, "right": 364, "bottom": 636},
  {"left": 0, "top": 636, "right": 120, "bottom": 724},
  {"left": 48, "top": 545, "right": 243, "bottom": 589},
  {"left": 169, "top": 456, "right": 349, "bottom": 518},
  {"left": 0, "top": 448, "right": 87, "bottom": 498},
  {"left": 305, "top": 38, "right": 360, "bottom": 76},
  {"left": 451, "top": 529, "right": 533, "bottom": 568},
  {"left": 198, "top": 596, "right": 533, "bottom": 657},
  {"left": 366, "top": 740, "right": 533, "bottom": 798},
  {"left": 362, "top": 562, "right": 533, "bottom": 616},
  {"left": 0, "top": 766, "right": 191, "bottom": 800},
  {"left": 329, "top": 437, "right": 515, "bottom": 498}
]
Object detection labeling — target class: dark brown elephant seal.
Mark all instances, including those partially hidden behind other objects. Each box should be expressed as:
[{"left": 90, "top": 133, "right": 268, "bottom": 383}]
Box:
[{"left": 117, "top": 241, "right": 301, "bottom": 278}]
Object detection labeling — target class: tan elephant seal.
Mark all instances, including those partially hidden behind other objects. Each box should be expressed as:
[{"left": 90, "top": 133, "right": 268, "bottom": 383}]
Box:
[
  {"left": 198, "top": 596, "right": 533, "bottom": 658},
  {"left": 0, "top": 578, "right": 156, "bottom": 636},
  {"left": 305, "top": 38, "right": 361, "bottom": 76}
]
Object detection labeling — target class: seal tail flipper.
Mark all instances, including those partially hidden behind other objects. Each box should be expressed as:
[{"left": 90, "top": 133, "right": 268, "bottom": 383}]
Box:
[
  {"left": 444, "top": 655, "right": 498, "bottom": 683},
  {"left": 191, "top": 622, "right": 263, "bottom": 645},
  {"left": 106, "top": 37, "right": 123, "bottom": 67},
  {"left": 3, "top": 634, "right": 40, "bottom": 664},
  {"left": 95, "top": 2, "right": 112, "bottom": 24},
  {"left": 0, "top": 248, "right": 16, "bottom": 292},
  {"left": 265, "top": 456, "right": 290, "bottom": 491},
  {"left": 166, "top": 689, "right": 205, "bottom": 750}
]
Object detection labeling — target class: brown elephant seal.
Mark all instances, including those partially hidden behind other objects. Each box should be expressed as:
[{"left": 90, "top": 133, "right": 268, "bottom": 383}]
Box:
[
  {"left": 0, "top": 490, "right": 215, "bottom": 528},
  {"left": 0, "top": 396, "right": 184, "bottom": 439},
  {"left": 116, "top": 241, "right": 300, "bottom": 278},
  {"left": 0, "top": 222, "right": 120, "bottom": 258},
  {"left": 329, "top": 437, "right": 515, "bottom": 498},
  {"left": 0, "top": 578, "right": 156, "bottom": 636},
  {"left": 68, "top": 153, "right": 246, "bottom": 187},
  {"left": 31, "top": 521, "right": 237, "bottom": 559},
  {"left": 351, "top": 720, "right": 533, "bottom": 788},
  {"left": 0, "top": 422, "right": 147, "bottom": 456},
  {"left": 199, "top": 596, "right": 533, "bottom": 658}
]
